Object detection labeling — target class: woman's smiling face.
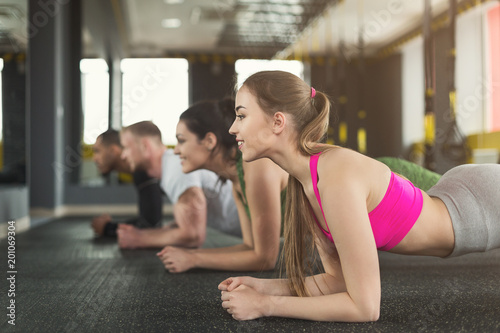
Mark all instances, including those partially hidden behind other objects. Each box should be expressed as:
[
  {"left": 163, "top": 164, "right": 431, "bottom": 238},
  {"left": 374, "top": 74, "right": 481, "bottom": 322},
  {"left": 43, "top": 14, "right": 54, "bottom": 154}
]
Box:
[
  {"left": 174, "top": 120, "right": 212, "bottom": 173},
  {"left": 229, "top": 86, "right": 275, "bottom": 162}
]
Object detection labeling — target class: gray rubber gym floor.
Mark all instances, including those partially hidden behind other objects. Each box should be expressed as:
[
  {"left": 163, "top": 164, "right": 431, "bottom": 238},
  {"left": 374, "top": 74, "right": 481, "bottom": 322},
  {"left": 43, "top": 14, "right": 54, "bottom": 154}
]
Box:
[{"left": 1, "top": 217, "right": 499, "bottom": 332}]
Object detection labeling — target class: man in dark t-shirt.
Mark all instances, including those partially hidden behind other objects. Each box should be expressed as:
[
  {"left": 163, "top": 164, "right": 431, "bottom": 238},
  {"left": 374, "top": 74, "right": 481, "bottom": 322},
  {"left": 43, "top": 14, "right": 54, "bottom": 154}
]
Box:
[{"left": 91, "top": 129, "right": 163, "bottom": 237}]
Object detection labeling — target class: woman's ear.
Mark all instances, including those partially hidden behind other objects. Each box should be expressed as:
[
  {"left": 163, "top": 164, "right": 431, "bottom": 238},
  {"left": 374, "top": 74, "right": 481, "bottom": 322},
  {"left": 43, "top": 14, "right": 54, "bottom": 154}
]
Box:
[
  {"left": 272, "top": 112, "right": 287, "bottom": 134},
  {"left": 203, "top": 132, "right": 218, "bottom": 151}
]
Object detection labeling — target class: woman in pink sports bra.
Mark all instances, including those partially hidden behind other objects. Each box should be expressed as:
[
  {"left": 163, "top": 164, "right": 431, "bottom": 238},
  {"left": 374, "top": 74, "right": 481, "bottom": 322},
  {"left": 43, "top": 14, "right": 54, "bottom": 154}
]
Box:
[{"left": 218, "top": 70, "right": 500, "bottom": 323}]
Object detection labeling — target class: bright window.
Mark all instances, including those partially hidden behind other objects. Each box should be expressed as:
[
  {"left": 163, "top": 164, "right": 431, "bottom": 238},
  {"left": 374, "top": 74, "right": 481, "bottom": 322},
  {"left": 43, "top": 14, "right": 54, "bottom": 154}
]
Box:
[
  {"left": 121, "top": 58, "right": 189, "bottom": 145},
  {"left": 235, "top": 59, "right": 304, "bottom": 89},
  {"left": 81, "top": 59, "right": 109, "bottom": 144}
]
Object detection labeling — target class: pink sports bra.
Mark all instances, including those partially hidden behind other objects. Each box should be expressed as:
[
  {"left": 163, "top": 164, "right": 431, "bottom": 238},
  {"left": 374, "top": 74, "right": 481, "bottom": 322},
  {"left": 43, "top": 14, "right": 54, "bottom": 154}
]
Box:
[{"left": 310, "top": 153, "right": 423, "bottom": 251}]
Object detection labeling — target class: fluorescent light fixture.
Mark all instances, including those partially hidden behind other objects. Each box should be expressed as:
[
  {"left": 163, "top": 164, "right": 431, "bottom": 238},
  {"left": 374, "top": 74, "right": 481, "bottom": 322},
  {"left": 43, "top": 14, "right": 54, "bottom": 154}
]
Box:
[
  {"left": 163, "top": 0, "right": 184, "bottom": 4},
  {"left": 190, "top": 7, "right": 201, "bottom": 25},
  {"left": 161, "top": 18, "right": 181, "bottom": 28}
]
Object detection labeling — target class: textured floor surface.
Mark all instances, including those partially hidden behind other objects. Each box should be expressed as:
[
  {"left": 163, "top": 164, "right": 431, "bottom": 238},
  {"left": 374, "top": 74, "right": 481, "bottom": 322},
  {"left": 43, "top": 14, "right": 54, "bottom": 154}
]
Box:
[{"left": 1, "top": 217, "right": 499, "bottom": 332}]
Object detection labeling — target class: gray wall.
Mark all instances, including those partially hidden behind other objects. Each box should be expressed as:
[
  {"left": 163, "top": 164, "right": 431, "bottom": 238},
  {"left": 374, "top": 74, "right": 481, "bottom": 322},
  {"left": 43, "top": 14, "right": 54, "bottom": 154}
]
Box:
[{"left": 0, "top": 186, "right": 28, "bottom": 222}]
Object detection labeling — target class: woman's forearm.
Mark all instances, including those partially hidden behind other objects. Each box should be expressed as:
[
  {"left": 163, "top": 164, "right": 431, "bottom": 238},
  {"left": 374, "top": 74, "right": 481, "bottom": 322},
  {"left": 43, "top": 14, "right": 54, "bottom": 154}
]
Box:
[
  {"left": 194, "top": 243, "right": 250, "bottom": 253},
  {"left": 192, "top": 247, "right": 278, "bottom": 271},
  {"left": 137, "top": 226, "right": 202, "bottom": 248},
  {"left": 258, "top": 278, "right": 292, "bottom": 296},
  {"left": 256, "top": 273, "right": 346, "bottom": 298},
  {"left": 266, "top": 292, "right": 379, "bottom": 322},
  {"left": 304, "top": 273, "right": 347, "bottom": 296}
]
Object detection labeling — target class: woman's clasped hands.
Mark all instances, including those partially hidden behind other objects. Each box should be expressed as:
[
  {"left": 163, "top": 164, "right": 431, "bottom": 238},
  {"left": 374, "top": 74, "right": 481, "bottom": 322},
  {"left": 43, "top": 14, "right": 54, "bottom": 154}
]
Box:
[{"left": 218, "top": 276, "right": 274, "bottom": 321}]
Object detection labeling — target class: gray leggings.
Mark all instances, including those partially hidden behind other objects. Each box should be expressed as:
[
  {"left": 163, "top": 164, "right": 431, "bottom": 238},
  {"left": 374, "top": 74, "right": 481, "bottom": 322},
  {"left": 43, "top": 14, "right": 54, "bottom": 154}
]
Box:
[{"left": 427, "top": 164, "right": 500, "bottom": 257}]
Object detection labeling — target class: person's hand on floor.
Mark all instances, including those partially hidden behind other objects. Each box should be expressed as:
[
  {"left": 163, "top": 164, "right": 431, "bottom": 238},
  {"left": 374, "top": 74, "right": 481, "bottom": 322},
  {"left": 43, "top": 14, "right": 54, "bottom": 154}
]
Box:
[
  {"left": 91, "top": 214, "right": 112, "bottom": 236},
  {"left": 218, "top": 276, "right": 262, "bottom": 293},
  {"left": 117, "top": 224, "right": 143, "bottom": 249},
  {"left": 221, "top": 284, "right": 271, "bottom": 320},
  {"left": 157, "top": 246, "right": 196, "bottom": 273}
]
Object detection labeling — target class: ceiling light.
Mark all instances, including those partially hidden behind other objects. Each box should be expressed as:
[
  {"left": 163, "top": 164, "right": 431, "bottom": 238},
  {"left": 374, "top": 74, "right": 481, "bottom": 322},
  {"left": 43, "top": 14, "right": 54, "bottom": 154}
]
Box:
[
  {"left": 163, "top": 0, "right": 184, "bottom": 4},
  {"left": 190, "top": 7, "right": 201, "bottom": 25},
  {"left": 161, "top": 18, "right": 181, "bottom": 28}
]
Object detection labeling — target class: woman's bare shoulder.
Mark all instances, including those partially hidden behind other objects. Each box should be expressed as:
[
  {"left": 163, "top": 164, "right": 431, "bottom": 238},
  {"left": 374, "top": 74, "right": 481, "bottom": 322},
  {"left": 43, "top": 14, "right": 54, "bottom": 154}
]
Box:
[
  {"left": 319, "top": 148, "right": 366, "bottom": 173},
  {"left": 318, "top": 148, "right": 387, "bottom": 192}
]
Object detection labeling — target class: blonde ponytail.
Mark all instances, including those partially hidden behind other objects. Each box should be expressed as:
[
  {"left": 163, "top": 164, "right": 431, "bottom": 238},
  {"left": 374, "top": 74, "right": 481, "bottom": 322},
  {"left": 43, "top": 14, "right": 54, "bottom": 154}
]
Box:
[
  {"left": 281, "top": 175, "right": 317, "bottom": 296},
  {"left": 298, "top": 91, "right": 331, "bottom": 155}
]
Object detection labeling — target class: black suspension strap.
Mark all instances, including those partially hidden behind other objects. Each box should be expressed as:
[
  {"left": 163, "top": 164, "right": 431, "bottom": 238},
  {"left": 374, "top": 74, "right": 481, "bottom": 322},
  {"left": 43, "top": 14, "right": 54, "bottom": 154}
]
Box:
[
  {"left": 357, "top": 0, "right": 367, "bottom": 154},
  {"left": 337, "top": 1, "right": 348, "bottom": 147},
  {"left": 423, "top": 0, "right": 436, "bottom": 170},
  {"left": 441, "top": 0, "right": 471, "bottom": 164}
]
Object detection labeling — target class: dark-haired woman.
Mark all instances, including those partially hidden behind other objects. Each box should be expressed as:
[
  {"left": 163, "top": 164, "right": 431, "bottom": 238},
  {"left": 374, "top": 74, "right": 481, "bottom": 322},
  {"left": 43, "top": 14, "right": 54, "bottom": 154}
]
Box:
[{"left": 157, "top": 99, "right": 288, "bottom": 273}]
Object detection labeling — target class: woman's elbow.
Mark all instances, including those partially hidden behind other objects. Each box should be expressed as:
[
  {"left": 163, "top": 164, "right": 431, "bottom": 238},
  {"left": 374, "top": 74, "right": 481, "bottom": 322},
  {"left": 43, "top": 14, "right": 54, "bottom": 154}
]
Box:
[
  {"left": 365, "top": 308, "right": 380, "bottom": 322},
  {"left": 262, "top": 259, "right": 277, "bottom": 271},
  {"left": 189, "top": 233, "right": 205, "bottom": 248},
  {"left": 181, "top": 229, "right": 206, "bottom": 248},
  {"left": 257, "top": 252, "right": 279, "bottom": 271},
  {"left": 358, "top": 302, "right": 380, "bottom": 322}
]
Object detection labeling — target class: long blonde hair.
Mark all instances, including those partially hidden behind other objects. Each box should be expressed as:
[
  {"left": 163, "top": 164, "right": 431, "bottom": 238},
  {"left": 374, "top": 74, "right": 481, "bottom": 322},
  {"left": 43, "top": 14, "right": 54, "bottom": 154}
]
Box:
[{"left": 242, "top": 71, "right": 333, "bottom": 297}]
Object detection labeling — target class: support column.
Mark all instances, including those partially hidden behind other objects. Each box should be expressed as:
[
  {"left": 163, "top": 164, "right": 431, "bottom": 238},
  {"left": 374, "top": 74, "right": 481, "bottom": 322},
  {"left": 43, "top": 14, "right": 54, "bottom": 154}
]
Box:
[
  {"left": 2, "top": 54, "right": 27, "bottom": 182},
  {"left": 108, "top": 56, "right": 123, "bottom": 130},
  {"left": 28, "top": 0, "right": 82, "bottom": 209}
]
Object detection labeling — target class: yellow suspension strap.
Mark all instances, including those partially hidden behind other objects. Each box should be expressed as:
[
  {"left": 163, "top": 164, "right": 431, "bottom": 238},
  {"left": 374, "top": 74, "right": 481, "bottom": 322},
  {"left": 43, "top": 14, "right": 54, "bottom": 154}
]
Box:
[
  {"left": 357, "top": 111, "right": 367, "bottom": 154},
  {"left": 338, "top": 95, "right": 348, "bottom": 145},
  {"left": 424, "top": 89, "right": 436, "bottom": 147},
  {"left": 449, "top": 89, "right": 456, "bottom": 120}
]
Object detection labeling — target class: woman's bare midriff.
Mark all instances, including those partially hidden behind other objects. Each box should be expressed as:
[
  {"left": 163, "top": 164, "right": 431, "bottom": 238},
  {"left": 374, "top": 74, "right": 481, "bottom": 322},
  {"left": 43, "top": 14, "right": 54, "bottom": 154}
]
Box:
[{"left": 389, "top": 192, "right": 455, "bottom": 257}]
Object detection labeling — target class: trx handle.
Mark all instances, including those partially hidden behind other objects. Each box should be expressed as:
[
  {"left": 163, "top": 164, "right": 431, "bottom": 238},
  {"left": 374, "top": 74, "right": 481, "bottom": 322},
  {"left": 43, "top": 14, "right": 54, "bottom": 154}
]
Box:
[
  {"left": 357, "top": 109, "right": 367, "bottom": 154},
  {"left": 357, "top": 128, "right": 367, "bottom": 154},
  {"left": 338, "top": 95, "right": 348, "bottom": 145},
  {"left": 424, "top": 113, "right": 436, "bottom": 145}
]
